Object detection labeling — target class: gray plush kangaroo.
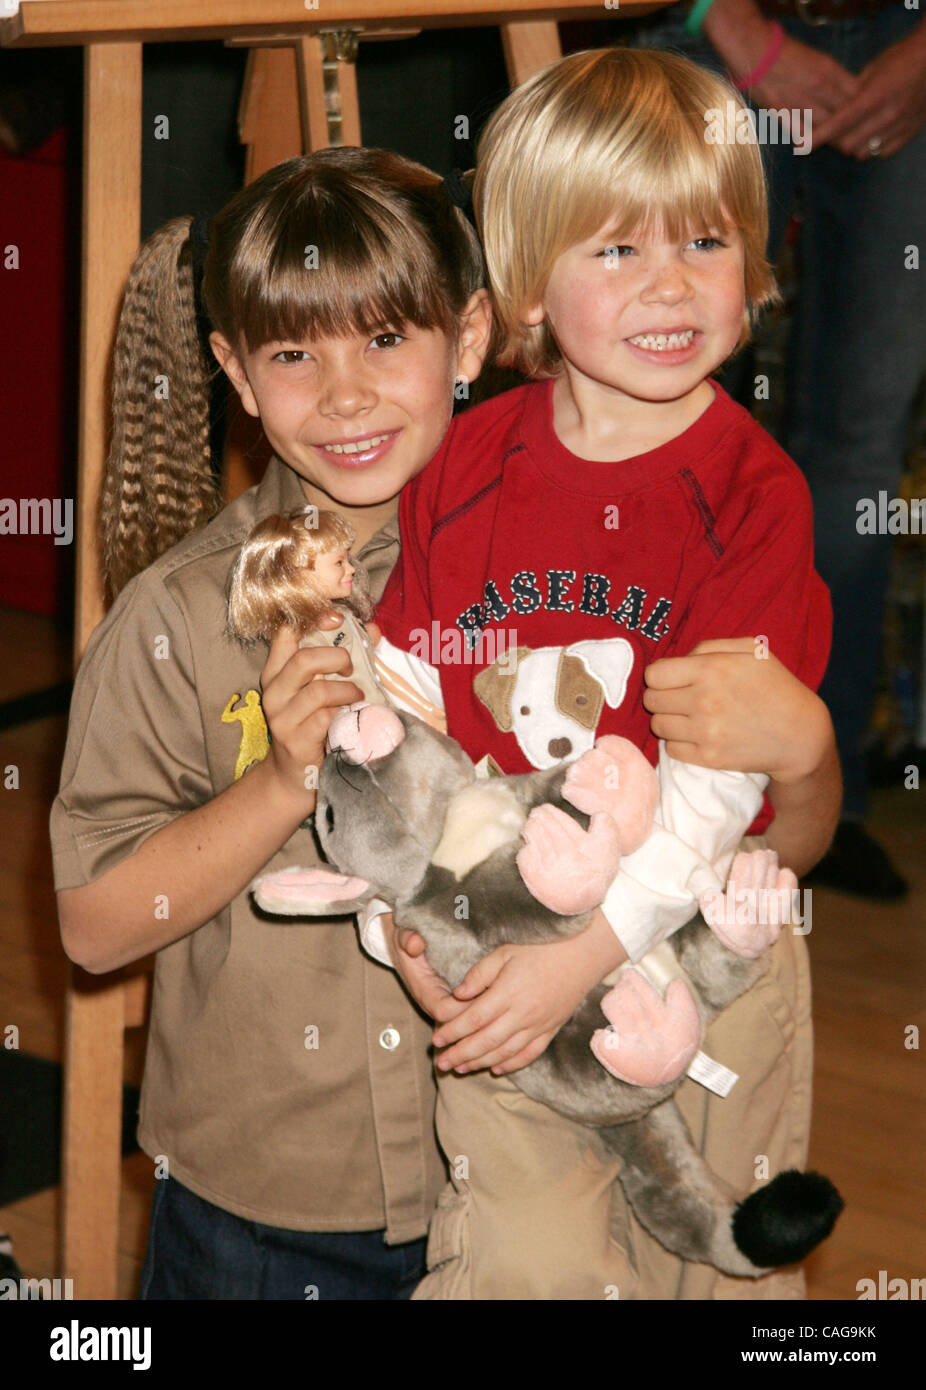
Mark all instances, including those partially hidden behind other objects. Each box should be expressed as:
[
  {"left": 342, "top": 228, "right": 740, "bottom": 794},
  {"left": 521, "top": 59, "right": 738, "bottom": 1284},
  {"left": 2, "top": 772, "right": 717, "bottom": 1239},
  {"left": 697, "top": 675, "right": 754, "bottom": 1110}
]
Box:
[{"left": 254, "top": 703, "right": 842, "bottom": 1277}]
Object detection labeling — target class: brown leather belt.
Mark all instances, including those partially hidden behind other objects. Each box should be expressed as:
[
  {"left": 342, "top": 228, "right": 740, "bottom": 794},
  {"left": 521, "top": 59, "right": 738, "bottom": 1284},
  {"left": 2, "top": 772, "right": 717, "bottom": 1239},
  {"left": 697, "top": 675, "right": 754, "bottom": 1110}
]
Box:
[{"left": 758, "top": 0, "right": 898, "bottom": 22}]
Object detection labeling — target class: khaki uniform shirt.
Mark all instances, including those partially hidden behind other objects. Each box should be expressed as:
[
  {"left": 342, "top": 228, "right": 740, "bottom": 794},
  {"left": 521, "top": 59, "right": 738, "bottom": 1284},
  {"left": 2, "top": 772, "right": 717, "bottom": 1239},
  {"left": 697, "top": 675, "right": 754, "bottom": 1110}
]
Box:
[{"left": 50, "top": 458, "right": 445, "bottom": 1239}]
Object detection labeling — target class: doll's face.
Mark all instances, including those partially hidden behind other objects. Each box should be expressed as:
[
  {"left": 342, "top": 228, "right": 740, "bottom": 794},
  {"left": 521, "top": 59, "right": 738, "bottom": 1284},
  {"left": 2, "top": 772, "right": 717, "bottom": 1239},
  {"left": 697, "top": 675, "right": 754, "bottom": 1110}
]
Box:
[{"left": 313, "top": 547, "right": 355, "bottom": 600}]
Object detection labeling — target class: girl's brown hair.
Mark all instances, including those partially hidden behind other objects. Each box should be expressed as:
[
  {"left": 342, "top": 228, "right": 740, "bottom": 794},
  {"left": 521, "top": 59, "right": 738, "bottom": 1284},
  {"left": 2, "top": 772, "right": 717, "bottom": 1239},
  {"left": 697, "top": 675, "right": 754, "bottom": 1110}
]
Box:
[
  {"left": 226, "top": 507, "right": 373, "bottom": 643},
  {"left": 102, "top": 148, "right": 484, "bottom": 598}
]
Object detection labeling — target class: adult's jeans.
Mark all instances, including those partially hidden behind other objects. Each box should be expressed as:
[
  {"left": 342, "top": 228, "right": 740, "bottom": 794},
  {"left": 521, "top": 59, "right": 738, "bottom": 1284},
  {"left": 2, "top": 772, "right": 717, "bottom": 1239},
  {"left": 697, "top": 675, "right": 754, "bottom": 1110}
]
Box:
[{"left": 622, "top": 4, "right": 926, "bottom": 818}]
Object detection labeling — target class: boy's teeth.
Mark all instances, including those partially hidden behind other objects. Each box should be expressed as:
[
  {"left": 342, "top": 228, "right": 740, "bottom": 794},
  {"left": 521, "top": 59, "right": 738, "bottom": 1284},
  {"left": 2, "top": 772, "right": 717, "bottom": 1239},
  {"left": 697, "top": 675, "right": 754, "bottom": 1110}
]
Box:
[
  {"left": 628, "top": 331, "right": 695, "bottom": 351},
  {"left": 324, "top": 434, "right": 390, "bottom": 455}
]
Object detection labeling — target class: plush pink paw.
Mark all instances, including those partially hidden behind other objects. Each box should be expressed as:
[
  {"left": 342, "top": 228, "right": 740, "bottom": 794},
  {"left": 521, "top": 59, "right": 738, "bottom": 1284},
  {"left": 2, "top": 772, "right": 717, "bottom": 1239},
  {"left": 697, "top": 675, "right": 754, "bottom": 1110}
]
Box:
[
  {"left": 327, "top": 702, "right": 405, "bottom": 763},
  {"left": 590, "top": 970, "right": 701, "bottom": 1086},
  {"left": 563, "top": 736, "right": 658, "bottom": 855},
  {"left": 516, "top": 803, "right": 622, "bottom": 915},
  {"left": 700, "top": 849, "right": 798, "bottom": 959}
]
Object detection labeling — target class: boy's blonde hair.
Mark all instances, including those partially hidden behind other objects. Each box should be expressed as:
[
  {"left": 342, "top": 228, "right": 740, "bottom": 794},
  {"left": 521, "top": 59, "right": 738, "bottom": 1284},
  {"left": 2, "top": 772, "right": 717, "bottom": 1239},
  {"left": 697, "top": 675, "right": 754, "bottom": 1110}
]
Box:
[{"left": 474, "top": 47, "right": 778, "bottom": 378}]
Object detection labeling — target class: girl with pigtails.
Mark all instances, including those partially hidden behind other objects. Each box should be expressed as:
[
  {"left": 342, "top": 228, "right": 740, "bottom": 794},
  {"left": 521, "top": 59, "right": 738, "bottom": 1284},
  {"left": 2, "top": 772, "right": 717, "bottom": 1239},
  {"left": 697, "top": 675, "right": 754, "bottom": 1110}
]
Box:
[
  {"left": 51, "top": 133, "right": 834, "bottom": 1300},
  {"left": 52, "top": 149, "right": 491, "bottom": 1298}
]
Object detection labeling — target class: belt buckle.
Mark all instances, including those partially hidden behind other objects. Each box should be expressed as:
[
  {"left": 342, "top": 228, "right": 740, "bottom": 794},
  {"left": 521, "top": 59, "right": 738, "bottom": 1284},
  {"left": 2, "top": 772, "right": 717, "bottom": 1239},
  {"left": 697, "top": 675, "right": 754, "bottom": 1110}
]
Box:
[{"left": 796, "top": 0, "right": 834, "bottom": 25}]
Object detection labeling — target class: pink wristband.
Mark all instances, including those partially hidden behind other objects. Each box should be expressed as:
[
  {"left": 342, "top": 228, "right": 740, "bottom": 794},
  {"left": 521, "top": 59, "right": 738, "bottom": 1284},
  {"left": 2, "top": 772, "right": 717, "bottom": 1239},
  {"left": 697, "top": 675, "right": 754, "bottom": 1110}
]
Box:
[{"left": 733, "top": 21, "right": 784, "bottom": 92}]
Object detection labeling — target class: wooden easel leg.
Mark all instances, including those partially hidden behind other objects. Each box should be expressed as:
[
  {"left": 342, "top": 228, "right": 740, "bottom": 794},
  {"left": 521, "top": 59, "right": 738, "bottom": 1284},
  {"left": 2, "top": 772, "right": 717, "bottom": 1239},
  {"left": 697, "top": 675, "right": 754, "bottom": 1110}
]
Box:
[
  {"left": 61, "top": 971, "right": 129, "bottom": 1299},
  {"left": 239, "top": 47, "right": 304, "bottom": 184},
  {"left": 64, "top": 40, "right": 142, "bottom": 1299},
  {"left": 499, "top": 20, "right": 563, "bottom": 87},
  {"left": 76, "top": 42, "right": 142, "bottom": 650}
]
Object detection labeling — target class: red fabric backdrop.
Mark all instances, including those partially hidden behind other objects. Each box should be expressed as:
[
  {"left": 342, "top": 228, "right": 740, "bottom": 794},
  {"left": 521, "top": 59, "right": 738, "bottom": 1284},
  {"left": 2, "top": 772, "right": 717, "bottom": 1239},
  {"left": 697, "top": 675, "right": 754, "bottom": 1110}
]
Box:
[{"left": 0, "top": 126, "right": 78, "bottom": 616}]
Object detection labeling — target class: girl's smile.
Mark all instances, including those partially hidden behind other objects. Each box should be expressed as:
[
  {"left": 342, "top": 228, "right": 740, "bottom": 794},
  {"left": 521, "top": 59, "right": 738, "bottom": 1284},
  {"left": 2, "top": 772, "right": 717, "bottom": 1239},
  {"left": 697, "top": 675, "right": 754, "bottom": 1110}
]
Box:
[
  {"left": 312, "top": 429, "right": 401, "bottom": 468},
  {"left": 211, "top": 291, "right": 490, "bottom": 542}
]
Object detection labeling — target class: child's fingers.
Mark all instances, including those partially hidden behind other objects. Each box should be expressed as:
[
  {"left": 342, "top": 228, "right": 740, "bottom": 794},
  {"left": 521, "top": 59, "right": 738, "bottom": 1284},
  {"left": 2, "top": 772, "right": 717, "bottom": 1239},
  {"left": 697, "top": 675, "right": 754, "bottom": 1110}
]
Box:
[
  {"left": 395, "top": 927, "right": 427, "bottom": 958},
  {"left": 643, "top": 655, "right": 699, "bottom": 690},
  {"left": 453, "top": 1025, "right": 549, "bottom": 1075},
  {"left": 432, "top": 996, "right": 495, "bottom": 1050},
  {"left": 262, "top": 639, "right": 362, "bottom": 722},
  {"left": 316, "top": 609, "right": 345, "bottom": 631},
  {"left": 645, "top": 639, "right": 757, "bottom": 691},
  {"left": 686, "top": 637, "right": 756, "bottom": 657},
  {"left": 645, "top": 713, "right": 693, "bottom": 745},
  {"left": 490, "top": 1035, "right": 551, "bottom": 1075},
  {"left": 437, "top": 1020, "right": 531, "bottom": 1074},
  {"left": 430, "top": 993, "right": 470, "bottom": 1026},
  {"left": 433, "top": 993, "right": 514, "bottom": 1057},
  {"left": 271, "top": 676, "right": 365, "bottom": 741},
  {"left": 262, "top": 624, "right": 300, "bottom": 687},
  {"left": 451, "top": 948, "right": 510, "bottom": 1000},
  {"left": 641, "top": 684, "right": 693, "bottom": 716},
  {"left": 265, "top": 643, "right": 355, "bottom": 707}
]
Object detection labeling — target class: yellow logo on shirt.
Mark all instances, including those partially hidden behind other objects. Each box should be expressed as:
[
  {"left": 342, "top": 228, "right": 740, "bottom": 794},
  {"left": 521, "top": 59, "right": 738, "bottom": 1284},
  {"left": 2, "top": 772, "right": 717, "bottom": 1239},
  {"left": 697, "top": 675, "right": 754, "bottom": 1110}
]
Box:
[{"left": 221, "top": 690, "right": 270, "bottom": 780}]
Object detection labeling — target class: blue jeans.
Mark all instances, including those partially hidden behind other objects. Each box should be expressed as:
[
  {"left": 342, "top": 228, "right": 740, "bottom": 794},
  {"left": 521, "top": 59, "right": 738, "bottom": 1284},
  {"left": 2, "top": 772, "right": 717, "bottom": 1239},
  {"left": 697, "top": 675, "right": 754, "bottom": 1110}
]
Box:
[
  {"left": 621, "top": 5, "right": 926, "bottom": 819},
  {"left": 139, "top": 1177, "right": 427, "bottom": 1300}
]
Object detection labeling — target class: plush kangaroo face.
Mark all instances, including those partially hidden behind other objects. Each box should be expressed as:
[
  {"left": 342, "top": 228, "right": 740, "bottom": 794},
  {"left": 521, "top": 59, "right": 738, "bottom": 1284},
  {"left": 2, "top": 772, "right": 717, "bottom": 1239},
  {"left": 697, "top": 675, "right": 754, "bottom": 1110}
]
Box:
[{"left": 316, "top": 704, "right": 476, "bottom": 903}]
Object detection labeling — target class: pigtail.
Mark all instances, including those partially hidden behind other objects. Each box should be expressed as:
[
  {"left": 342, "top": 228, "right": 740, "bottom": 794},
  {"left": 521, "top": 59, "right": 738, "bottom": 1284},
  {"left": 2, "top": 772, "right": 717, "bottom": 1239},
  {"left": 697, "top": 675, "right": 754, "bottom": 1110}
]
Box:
[{"left": 101, "top": 217, "right": 220, "bottom": 599}]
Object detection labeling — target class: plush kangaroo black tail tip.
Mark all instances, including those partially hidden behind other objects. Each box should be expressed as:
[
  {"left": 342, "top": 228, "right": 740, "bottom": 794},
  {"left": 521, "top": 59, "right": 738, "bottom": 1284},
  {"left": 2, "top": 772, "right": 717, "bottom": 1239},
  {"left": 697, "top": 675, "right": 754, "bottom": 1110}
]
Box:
[{"left": 733, "top": 1170, "right": 844, "bottom": 1268}]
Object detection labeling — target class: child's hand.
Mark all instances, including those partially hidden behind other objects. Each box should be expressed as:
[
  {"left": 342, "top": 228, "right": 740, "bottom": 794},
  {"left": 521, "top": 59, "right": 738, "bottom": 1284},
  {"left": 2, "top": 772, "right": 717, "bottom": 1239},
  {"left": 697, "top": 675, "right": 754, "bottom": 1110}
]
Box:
[
  {"left": 643, "top": 638, "right": 830, "bottom": 785},
  {"left": 431, "top": 912, "right": 625, "bottom": 1075},
  {"left": 382, "top": 916, "right": 467, "bottom": 1025},
  {"left": 260, "top": 625, "right": 363, "bottom": 804}
]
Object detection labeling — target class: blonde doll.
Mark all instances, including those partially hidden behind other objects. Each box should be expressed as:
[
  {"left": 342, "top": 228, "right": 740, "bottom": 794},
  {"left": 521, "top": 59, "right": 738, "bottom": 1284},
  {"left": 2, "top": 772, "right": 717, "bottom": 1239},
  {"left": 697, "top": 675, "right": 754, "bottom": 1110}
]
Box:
[{"left": 227, "top": 506, "right": 388, "bottom": 707}]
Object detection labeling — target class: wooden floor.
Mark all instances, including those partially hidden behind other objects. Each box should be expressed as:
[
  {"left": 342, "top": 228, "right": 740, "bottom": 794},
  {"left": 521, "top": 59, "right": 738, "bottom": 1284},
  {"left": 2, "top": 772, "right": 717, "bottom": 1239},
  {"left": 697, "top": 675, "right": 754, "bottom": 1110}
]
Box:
[{"left": 1, "top": 603, "right": 923, "bottom": 1301}]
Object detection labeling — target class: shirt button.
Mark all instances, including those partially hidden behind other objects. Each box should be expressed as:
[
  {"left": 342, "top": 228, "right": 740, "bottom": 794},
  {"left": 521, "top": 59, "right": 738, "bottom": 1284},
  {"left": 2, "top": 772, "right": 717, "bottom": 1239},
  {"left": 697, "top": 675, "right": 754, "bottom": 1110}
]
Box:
[{"left": 379, "top": 1026, "right": 401, "bottom": 1051}]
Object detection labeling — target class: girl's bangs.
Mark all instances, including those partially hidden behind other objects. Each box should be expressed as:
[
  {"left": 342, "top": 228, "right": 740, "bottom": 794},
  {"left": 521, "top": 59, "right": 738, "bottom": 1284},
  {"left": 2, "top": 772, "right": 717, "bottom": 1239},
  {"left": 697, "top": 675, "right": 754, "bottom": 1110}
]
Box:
[{"left": 233, "top": 193, "right": 453, "bottom": 351}]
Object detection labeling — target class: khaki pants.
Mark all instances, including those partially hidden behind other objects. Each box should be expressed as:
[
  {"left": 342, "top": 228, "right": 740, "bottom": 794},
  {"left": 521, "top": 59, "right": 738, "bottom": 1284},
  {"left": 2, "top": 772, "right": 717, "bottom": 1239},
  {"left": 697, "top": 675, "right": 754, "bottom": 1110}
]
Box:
[{"left": 413, "top": 923, "right": 813, "bottom": 1301}]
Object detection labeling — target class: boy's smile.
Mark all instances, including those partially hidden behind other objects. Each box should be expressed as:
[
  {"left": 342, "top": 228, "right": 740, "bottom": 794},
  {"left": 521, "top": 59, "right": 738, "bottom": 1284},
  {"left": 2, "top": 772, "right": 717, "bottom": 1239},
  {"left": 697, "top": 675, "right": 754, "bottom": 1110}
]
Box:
[{"left": 526, "top": 221, "right": 746, "bottom": 459}]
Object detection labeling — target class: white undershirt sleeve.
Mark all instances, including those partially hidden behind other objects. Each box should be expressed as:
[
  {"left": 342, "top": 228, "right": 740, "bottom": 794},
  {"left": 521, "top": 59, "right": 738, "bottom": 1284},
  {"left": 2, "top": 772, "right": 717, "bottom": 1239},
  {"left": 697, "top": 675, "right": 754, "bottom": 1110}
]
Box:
[
  {"left": 601, "top": 743, "right": 768, "bottom": 961},
  {"left": 372, "top": 635, "right": 446, "bottom": 730},
  {"left": 356, "top": 897, "right": 395, "bottom": 967}
]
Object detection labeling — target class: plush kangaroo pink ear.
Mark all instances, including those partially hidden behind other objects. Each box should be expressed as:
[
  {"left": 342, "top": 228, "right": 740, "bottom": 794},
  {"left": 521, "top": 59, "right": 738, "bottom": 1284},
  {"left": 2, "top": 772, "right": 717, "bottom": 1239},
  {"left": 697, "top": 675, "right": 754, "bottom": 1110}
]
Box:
[{"left": 253, "top": 866, "right": 370, "bottom": 916}]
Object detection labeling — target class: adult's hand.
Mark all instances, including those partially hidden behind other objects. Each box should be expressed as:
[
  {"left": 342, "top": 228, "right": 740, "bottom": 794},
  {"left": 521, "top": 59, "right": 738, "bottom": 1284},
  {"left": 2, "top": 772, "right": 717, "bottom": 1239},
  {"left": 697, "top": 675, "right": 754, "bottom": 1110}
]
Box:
[
  {"left": 750, "top": 33, "right": 859, "bottom": 122},
  {"left": 703, "top": 0, "right": 859, "bottom": 124},
  {"left": 812, "top": 26, "right": 926, "bottom": 159}
]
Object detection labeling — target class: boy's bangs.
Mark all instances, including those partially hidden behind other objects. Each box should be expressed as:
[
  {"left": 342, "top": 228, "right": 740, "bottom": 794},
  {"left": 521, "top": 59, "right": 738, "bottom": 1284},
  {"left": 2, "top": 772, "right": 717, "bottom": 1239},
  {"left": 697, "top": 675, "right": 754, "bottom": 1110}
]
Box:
[
  {"left": 233, "top": 193, "right": 452, "bottom": 351},
  {"left": 550, "top": 95, "right": 758, "bottom": 258}
]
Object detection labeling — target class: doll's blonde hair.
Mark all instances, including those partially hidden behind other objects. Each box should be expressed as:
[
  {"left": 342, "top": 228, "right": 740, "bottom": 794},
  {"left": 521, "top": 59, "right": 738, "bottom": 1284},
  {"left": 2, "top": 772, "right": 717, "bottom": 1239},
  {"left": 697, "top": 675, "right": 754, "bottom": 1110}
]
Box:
[
  {"left": 227, "top": 507, "right": 374, "bottom": 644},
  {"left": 474, "top": 47, "right": 779, "bottom": 378}
]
